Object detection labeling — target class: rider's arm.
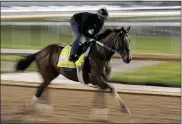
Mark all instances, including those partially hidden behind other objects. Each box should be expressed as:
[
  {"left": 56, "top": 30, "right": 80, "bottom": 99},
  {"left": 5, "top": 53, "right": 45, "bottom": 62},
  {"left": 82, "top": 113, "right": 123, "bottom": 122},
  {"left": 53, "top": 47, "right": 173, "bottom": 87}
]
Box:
[
  {"left": 81, "top": 13, "right": 101, "bottom": 38},
  {"left": 88, "top": 15, "right": 104, "bottom": 38},
  {"left": 92, "top": 23, "right": 103, "bottom": 37},
  {"left": 81, "top": 21, "right": 95, "bottom": 38},
  {"left": 82, "top": 21, "right": 103, "bottom": 39},
  {"left": 92, "top": 15, "right": 104, "bottom": 37}
]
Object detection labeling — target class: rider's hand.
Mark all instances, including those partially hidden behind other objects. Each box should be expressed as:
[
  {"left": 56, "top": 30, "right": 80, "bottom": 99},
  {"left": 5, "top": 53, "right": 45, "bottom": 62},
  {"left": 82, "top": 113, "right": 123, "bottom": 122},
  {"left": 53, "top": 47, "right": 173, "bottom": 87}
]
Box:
[
  {"left": 89, "top": 38, "right": 95, "bottom": 42},
  {"left": 88, "top": 29, "right": 94, "bottom": 35}
]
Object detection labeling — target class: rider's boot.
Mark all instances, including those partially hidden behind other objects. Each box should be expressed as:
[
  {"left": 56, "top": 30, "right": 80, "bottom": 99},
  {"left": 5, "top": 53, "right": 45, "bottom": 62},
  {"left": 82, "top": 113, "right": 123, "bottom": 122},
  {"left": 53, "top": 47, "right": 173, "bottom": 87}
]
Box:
[{"left": 69, "top": 38, "right": 80, "bottom": 62}]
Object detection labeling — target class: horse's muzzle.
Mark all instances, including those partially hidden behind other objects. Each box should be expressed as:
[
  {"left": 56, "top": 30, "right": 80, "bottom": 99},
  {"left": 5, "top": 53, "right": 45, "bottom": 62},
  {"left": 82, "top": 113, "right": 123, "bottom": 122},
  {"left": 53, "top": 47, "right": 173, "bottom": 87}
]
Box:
[{"left": 122, "top": 54, "right": 132, "bottom": 64}]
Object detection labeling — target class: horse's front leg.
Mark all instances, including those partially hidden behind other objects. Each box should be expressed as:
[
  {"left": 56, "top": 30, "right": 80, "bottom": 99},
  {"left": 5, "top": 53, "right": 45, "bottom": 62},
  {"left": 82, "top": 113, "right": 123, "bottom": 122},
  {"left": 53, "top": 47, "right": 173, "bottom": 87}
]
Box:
[
  {"left": 90, "top": 59, "right": 130, "bottom": 114},
  {"left": 91, "top": 71, "right": 131, "bottom": 114},
  {"left": 106, "top": 83, "right": 131, "bottom": 114}
]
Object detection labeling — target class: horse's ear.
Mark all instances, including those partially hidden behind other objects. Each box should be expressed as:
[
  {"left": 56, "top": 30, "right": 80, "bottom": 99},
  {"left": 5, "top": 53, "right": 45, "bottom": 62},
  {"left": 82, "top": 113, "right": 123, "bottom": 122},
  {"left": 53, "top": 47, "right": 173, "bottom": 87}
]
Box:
[
  {"left": 127, "top": 26, "right": 131, "bottom": 32},
  {"left": 120, "top": 27, "right": 127, "bottom": 34}
]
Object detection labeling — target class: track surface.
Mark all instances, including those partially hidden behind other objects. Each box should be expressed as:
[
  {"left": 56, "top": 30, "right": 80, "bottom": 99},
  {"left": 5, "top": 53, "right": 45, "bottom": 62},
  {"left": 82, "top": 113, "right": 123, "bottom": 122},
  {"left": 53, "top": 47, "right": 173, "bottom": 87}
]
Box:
[{"left": 1, "top": 84, "right": 181, "bottom": 123}]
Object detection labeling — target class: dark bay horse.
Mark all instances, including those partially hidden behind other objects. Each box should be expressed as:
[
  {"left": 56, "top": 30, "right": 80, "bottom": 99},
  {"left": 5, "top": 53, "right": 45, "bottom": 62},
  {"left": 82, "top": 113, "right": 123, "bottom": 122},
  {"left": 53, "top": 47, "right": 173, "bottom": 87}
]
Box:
[{"left": 16, "top": 26, "right": 132, "bottom": 114}]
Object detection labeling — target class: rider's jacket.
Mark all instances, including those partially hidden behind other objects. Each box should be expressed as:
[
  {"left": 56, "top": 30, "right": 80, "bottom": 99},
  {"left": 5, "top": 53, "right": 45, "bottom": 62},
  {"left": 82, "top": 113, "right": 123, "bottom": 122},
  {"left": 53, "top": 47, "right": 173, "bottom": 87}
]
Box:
[{"left": 71, "top": 12, "right": 104, "bottom": 38}]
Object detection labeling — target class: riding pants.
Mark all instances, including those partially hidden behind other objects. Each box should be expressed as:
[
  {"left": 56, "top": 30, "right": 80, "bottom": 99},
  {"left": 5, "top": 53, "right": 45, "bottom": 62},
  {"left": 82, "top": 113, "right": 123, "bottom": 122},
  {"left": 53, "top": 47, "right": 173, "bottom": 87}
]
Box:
[{"left": 69, "top": 19, "right": 90, "bottom": 57}]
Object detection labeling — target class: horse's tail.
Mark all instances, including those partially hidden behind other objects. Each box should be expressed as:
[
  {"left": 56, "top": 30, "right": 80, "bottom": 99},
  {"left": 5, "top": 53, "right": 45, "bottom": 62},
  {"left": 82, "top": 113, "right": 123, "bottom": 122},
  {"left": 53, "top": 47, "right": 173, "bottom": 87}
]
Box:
[{"left": 15, "top": 51, "right": 39, "bottom": 71}]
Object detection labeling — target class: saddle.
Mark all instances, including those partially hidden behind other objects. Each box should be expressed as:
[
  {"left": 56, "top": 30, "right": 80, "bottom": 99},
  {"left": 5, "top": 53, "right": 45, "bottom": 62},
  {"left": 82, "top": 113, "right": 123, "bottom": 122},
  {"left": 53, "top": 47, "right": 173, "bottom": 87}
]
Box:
[
  {"left": 57, "top": 40, "right": 94, "bottom": 69},
  {"left": 73, "top": 41, "right": 93, "bottom": 61}
]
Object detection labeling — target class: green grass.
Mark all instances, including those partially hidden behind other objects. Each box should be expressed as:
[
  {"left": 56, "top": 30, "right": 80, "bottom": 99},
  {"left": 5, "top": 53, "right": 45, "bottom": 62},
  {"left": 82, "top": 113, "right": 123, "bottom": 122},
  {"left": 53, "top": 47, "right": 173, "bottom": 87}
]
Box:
[
  {"left": 131, "top": 35, "right": 180, "bottom": 54},
  {"left": 110, "top": 62, "right": 181, "bottom": 87},
  {"left": 1, "top": 26, "right": 74, "bottom": 49},
  {"left": 1, "top": 25, "right": 180, "bottom": 54},
  {"left": 1, "top": 55, "right": 37, "bottom": 72},
  {"left": 1, "top": 55, "right": 22, "bottom": 61}
]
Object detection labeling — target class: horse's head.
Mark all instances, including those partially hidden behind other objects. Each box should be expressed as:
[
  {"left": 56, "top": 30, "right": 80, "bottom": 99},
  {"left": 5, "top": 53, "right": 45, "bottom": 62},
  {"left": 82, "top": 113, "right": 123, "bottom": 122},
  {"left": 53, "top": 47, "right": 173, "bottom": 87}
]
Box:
[
  {"left": 113, "top": 26, "right": 132, "bottom": 64},
  {"left": 95, "top": 26, "right": 132, "bottom": 63}
]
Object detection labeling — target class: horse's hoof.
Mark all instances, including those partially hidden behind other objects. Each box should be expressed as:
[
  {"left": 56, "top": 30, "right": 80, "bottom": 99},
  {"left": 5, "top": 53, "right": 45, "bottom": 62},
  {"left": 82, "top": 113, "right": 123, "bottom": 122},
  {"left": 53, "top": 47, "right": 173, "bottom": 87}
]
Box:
[{"left": 121, "top": 105, "right": 131, "bottom": 114}]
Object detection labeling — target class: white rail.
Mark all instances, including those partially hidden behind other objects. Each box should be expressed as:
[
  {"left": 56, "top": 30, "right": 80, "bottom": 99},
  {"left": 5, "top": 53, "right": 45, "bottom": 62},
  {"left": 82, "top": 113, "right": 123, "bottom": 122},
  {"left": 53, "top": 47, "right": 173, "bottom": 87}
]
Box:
[
  {"left": 1, "top": 10, "right": 180, "bottom": 19},
  {"left": 1, "top": 5, "right": 180, "bottom": 12},
  {"left": 1, "top": 48, "right": 38, "bottom": 55},
  {"left": 1, "top": 22, "right": 180, "bottom": 27}
]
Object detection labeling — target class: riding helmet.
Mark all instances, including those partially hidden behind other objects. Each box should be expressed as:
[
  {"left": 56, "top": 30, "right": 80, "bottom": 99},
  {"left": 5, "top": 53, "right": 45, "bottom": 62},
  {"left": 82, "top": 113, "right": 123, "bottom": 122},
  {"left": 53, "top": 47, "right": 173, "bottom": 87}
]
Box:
[{"left": 97, "top": 8, "right": 109, "bottom": 19}]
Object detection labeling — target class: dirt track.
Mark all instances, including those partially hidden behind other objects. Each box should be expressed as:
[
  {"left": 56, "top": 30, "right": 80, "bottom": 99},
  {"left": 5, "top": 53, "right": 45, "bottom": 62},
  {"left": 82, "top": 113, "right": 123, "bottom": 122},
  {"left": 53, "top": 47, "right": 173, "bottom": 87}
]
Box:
[{"left": 1, "top": 84, "right": 181, "bottom": 123}]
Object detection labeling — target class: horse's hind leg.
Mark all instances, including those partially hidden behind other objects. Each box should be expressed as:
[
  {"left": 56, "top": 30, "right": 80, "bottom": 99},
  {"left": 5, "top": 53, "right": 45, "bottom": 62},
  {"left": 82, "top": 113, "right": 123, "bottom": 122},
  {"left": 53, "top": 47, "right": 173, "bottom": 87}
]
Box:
[
  {"left": 26, "top": 57, "right": 59, "bottom": 108},
  {"left": 26, "top": 80, "right": 51, "bottom": 108},
  {"left": 27, "top": 73, "right": 58, "bottom": 108}
]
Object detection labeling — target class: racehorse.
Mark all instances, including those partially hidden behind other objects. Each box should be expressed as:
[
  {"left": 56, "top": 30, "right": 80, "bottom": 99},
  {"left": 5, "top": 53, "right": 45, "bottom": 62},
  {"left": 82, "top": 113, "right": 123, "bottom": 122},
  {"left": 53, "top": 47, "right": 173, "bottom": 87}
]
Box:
[{"left": 16, "top": 26, "right": 132, "bottom": 114}]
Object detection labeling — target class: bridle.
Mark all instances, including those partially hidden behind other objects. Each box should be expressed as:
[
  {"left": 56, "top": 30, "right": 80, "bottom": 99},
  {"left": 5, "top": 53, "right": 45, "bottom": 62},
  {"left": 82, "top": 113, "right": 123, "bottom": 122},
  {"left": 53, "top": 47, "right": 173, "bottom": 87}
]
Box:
[{"left": 95, "top": 31, "right": 129, "bottom": 59}]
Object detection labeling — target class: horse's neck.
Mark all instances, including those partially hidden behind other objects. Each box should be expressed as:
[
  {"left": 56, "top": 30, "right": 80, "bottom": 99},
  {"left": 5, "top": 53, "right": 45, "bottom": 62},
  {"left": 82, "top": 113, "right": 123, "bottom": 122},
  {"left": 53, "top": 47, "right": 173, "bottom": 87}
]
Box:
[
  {"left": 90, "top": 29, "right": 116, "bottom": 61},
  {"left": 93, "top": 38, "right": 115, "bottom": 61}
]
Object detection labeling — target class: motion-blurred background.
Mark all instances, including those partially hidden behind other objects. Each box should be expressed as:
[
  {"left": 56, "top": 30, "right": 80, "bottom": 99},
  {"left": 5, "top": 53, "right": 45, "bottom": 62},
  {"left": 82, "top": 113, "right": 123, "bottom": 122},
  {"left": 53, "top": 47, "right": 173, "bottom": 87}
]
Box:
[{"left": 1, "top": 1, "right": 181, "bottom": 87}]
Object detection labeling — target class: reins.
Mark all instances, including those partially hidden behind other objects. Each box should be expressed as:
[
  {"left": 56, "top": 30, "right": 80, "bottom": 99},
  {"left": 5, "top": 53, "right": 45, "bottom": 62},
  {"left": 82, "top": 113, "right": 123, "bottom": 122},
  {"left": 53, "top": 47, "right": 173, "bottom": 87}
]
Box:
[{"left": 95, "top": 39, "right": 125, "bottom": 59}]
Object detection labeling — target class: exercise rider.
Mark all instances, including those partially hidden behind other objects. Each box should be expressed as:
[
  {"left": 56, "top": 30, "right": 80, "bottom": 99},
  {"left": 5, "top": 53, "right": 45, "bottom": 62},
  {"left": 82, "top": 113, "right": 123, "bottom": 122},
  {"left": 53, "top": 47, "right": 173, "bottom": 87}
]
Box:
[{"left": 69, "top": 8, "right": 109, "bottom": 62}]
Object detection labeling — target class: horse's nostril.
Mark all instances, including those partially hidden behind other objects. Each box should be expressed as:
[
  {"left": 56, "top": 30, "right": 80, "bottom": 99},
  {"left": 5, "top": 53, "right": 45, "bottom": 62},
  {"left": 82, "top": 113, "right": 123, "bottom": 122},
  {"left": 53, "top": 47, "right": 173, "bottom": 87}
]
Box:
[{"left": 127, "top": 57, "right": 131, "bottom": 63}]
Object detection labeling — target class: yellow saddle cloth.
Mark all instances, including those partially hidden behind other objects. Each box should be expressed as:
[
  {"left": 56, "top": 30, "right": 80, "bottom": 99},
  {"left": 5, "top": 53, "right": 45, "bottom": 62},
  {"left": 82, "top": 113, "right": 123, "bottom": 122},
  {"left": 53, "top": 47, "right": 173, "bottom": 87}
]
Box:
[{"left": 57, "top": 45, "right": 85, "bottom": 68}]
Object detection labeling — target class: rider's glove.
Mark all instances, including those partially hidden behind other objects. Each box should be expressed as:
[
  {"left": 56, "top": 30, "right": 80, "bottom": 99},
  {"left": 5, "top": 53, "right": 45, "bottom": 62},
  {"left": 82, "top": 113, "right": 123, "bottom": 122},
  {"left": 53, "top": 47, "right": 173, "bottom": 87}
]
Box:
[
  {"left": 89, "top": 38, "right": 95, "bottom": 42},
  {"left": 88, "top": 29, "right": 94, "bottom": 35}
]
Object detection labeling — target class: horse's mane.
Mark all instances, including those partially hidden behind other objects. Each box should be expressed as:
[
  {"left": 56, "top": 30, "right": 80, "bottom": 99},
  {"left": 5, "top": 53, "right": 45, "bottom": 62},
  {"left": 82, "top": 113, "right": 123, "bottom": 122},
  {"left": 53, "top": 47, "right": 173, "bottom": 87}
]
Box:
[{"left": 95, "top": 29, "right": 114, "bottom": 41}]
